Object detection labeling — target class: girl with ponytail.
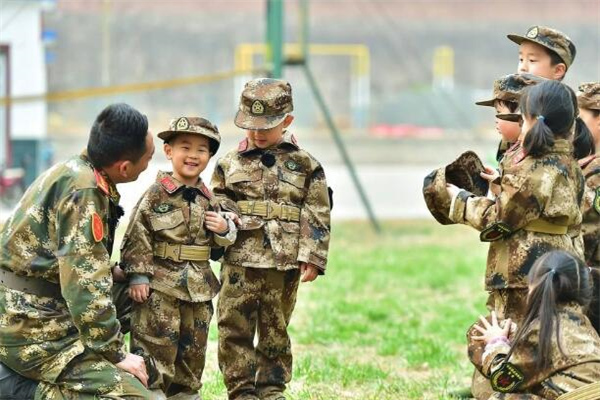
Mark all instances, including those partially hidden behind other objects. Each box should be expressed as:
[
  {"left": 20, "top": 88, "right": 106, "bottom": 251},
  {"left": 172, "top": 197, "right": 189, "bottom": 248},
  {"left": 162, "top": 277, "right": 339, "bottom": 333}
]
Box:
[{"left": 469, "top": 251, "right": 600, "bottom": 399}]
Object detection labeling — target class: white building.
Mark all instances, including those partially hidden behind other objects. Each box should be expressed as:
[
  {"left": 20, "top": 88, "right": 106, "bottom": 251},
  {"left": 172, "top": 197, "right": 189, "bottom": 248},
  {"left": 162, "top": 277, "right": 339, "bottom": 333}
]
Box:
[{"left": 0, "top": 0, "right": 50, "bottom": 168}]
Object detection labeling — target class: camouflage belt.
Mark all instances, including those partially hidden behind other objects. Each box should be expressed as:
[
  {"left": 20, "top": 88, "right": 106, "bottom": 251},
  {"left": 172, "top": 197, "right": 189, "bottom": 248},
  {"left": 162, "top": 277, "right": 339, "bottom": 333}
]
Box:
[
  {"left": 523, "top": 219, "right": 568, "bottom": 235},
  {"left": 556, "top": 382, "right": 600, "bottom": 400},
  {"left": 0, "top": 268, "right": 62, "bottom": 298},
  {"left": 237, "top": 200, "right": 301, "bottom": 222},
  {"left": 153, "top": 242, "right": 210, "bottom": 262}
]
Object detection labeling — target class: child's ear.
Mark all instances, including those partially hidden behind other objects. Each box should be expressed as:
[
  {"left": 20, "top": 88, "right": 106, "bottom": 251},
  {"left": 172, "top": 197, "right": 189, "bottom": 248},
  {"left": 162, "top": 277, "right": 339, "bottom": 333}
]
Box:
[
  {"left": 553, "top": 63, "right": 567, "bottom": 81},
  {"left": 283, "top": 114, "right": 294, "bottom": 128},
  {"left": 163, "top": 142, "right": 173, "bottom": 160}
]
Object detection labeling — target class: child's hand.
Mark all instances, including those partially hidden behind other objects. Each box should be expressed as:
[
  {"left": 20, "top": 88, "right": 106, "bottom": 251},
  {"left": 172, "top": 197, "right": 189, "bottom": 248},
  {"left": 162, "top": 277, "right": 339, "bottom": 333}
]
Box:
[
  {"left": 129, "top": 283, "right": 150, "bottom": 303},
  {"left": 205, "top": 211, "right": 228, "bottom": 234},
  {"left": 300, "top": 262, "right": 319, "bottom": 283},
  {"left": 480, "top": 166, "right": 500, "bottom": 182},
  {"left": 472, "top": 311, "right": 512, "bottom": 344},
  {"left": 223, "top": 211, "right": 242, "bottom": 227}
]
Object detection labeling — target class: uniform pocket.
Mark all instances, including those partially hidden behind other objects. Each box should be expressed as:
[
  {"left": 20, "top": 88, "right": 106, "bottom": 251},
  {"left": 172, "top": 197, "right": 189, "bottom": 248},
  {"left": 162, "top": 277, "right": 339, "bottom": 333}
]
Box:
[
  {"left": 220, "top": 265, "right": 246, "bottom": 298},
  {"left": 148, "top": 208, "right": 187, "bottom": 243},
  {"left": 279, "top": 170, "right": 306, "bottom": 189}
]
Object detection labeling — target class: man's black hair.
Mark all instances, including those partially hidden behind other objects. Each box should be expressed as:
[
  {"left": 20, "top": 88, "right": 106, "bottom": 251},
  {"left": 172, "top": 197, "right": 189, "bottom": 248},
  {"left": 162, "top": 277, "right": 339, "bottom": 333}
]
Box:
[{"left": 87, "top": 103, "right": 149, "bottom": 168}]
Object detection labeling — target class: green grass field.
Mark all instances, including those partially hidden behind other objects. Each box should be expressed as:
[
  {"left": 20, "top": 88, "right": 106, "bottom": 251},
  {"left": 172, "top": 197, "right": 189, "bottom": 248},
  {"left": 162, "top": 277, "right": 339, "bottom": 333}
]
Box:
[{"left": 187, "top": 220, "right": 489, "bottom": 400}]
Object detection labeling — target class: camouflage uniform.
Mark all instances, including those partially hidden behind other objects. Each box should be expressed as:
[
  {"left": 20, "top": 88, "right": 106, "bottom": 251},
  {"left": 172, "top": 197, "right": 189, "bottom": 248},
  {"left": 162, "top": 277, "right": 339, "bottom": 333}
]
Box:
[
  {"left": 0, "top": 152, "right": 149, "bottom": 399},
  {"left": 468, "top": 303, "right": 600, "bottom": 399},
  {"left": 211, "top": 78, "right": 331, "bottom": 400},
  {"left": 120, "top": 118, "right": 236, "bottom": 398},
  {"left": 448, "top": 140, "right": 585, "bottom": 399},
  {"left": 576, "top": 83, "right": 600, "bottom": 269}
]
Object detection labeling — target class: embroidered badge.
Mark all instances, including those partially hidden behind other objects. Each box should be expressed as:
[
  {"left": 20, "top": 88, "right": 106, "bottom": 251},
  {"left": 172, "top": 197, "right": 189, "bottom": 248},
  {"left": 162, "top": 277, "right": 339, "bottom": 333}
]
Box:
[
  {"left": 176, "top": 117, "right": 189, "bottom": 131},
  {"left": 251, "top": 100, "right": 265, "bottom": 115},
  {"left": 526, "top": 26, "right": 538, "bottom": 39},
  {"left": 594, "top": 187, "right": 600, "bottom": 214},
  {"left": 490, "top": 362, "right": 524, "bottom": 392},
  {"left": 284, "top": 160, "right": 299, "bottom": 171},
  {"left": 480, "top": 222, "right": 512, "bottom": 242},
  {"left": 92, "top": 213, "right": 104, "bottom": 242},
  {"left": 94, "top": 169, "right": 110, "bottom": 196},
  {"left": 154, "top": 203, "right": 172, "bottom": 213}
]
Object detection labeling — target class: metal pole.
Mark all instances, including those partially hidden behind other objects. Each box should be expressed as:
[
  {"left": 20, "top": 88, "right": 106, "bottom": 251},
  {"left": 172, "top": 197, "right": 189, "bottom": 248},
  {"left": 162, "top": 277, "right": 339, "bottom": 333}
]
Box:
[
  {"left": 302, "top": 64, "right": 381, "bottom": 233},
  {"left": 266, "top": 0, "right": 283, "bottom": 78}
]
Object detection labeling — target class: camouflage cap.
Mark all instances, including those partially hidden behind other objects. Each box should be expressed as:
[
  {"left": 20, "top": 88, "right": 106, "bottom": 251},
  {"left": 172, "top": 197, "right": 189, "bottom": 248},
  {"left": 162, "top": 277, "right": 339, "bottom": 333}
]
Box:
[
  {"left": 423, "top": 167, "right": 454, "bottom": 225},
  {"left": 476, "top": 73, "right": 546, "bottom": 107},
  {"left": 158, "top": 116, "right": 221, "bottom": 154},
  {"left": 234, "top": 78, "right": 294, "bottom": 130},
  {"left": 577, "top": 82, "right": 600, "bottom": 111},
  {"left": 445, "top": 151, "right": 489, "bottom": 197},
  {"left": 507, "top": 25, "right": 576, "bottom": 68}
]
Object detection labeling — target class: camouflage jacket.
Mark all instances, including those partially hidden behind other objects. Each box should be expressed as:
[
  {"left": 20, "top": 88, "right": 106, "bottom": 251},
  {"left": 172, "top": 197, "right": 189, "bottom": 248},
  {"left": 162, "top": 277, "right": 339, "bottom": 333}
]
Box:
[
  {"left": 580, "top": 155, "right": 600, "bottom": 267},
  {"left": 450, "top": 139, "right": 585, "bottom": 289},
  {"left": 120, "top": 171, "right": 236, "bottom": 302},
  {"left": 211, "top": 131, "right": 330, "bottom": 272},
  {"left": 473, "top": 303, "right": 600, "bottom": 398},
  {"left": 0, "top": 152, "right": 126, "bottom": 381}
]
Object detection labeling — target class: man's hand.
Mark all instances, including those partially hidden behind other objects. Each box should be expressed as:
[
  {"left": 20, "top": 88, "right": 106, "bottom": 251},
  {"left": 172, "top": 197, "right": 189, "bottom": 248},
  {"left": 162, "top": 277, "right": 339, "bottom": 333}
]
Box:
[
  {"left": 116, "top": 353, "right": 149, "bottom": 387},
  {"left": 129, "top": 283, "right": 150, "bottom": 303},
  {"left": 480, "top": 166, "right": 500, "bottom": 183},
  {"left": 205, "top": 211, "right": 229, "bottom": 234},
  {"left": 300, "top": 262, "right": 319, "bottom": 283}
]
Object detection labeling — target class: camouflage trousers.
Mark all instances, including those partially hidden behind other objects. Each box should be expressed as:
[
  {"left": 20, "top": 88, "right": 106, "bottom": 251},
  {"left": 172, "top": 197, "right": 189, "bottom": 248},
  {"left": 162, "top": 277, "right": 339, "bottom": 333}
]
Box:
[
  {"left": 0, "top": 282, "right": 144, "bottom": 400},
  {"left": 130, "top": 290, "right": 212, "bottom": 396},
  {"left": 36, "top": 349, "right": 150, "bottom": 400},
  {"left": 470, "top": 288, "right": 529, "bottom": 400},
  {"left": 217, "top": 264, "right": 301, "bottom": 400}
]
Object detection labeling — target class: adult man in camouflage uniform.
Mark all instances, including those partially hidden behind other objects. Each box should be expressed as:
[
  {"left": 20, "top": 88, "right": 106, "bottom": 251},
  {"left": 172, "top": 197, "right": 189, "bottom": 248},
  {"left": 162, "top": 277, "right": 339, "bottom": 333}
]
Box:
[
  {"left": 211, "top": 78, "right": 331, "bottom": 400},
  {"left": 0, "top": 103, "right": 155, "bottom": 399}
]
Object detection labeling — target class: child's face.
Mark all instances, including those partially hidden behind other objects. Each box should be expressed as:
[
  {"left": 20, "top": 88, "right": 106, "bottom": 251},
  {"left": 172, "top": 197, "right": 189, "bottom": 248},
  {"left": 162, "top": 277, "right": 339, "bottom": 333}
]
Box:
[
  {"left": 579, "top": 107, "right": 600, "bottom": 148},
  {"left": 164, "top": 134, "right": 211, "bottom": 185},
  {"left": 246, "top": 115, "right": 294, "bottom": 149},
  {"left": 494, "top": 101, "right": 521, "bottom": 143},
  {"left": 518, "top": 41, "right": 565, "bottom": 80}
]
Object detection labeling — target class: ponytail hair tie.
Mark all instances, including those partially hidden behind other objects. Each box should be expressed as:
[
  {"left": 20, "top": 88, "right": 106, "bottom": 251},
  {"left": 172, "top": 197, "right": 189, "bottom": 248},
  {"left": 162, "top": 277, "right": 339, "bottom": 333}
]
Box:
[{"left": 537, "top": 115, "right": 545, "bottom": 122}]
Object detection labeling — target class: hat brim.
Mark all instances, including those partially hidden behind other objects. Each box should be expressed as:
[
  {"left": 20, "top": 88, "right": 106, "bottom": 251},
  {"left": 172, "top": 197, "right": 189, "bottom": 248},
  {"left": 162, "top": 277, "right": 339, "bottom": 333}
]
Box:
[
  {"left": 496, "top": 113, "right": 522, "bottom": 122},
  {"left": 157, "top": 130, "right": 221, "bottom": 153},
  {"left": 475, "top": 99, "right": 496, "bottom": 107},
  {"left": 507, "top": 34, "right": 570, "bottom": 67},
  {"left": 234, "top": 110, "right": 287, "bottom": 130},
  {"left": 507, "top": 33, "right": 527, "bottom": 46}
]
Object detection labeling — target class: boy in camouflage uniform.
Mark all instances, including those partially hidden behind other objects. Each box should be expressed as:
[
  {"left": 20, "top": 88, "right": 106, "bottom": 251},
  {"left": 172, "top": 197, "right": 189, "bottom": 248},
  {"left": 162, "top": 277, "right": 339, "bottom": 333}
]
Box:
[
  {"left": 211, "top": 78, "right": 331, "bottom": 400},
  {"left": 120, "top": 117, "right": 237, "bottom": 400},
  {"left": 0, "top": 103, "right": 154, "bottom": 399}
]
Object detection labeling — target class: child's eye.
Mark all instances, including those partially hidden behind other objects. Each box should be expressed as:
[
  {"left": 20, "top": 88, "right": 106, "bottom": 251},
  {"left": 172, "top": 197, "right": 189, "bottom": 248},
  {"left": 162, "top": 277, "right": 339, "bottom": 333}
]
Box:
[{"left": 182, "top": 147, "right": 190, "bottom": 150}]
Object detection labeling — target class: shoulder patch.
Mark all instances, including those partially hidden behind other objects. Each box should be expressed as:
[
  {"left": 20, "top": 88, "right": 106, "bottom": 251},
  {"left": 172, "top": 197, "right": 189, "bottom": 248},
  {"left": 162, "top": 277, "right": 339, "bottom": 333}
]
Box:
[
  {"left": 594, "top": 187, "right": 600, "bottom": 215},
  {"left": 92, "top": 212, "right": 104, "bottom": 242},
  {"left": 490, "top": 362, "right": 524, "bottom": 393},
  {"left": 160, "top": 176, "right": 178, "bottom": 194},
  {"left": 238, "top": 138, "right": 249, "bottom": 153},
  {"left": 94, "top": 169, "right": 110, "bottom": 196},
  {"left": 480, "top": 222, "right": 512, "bottom": 242}
]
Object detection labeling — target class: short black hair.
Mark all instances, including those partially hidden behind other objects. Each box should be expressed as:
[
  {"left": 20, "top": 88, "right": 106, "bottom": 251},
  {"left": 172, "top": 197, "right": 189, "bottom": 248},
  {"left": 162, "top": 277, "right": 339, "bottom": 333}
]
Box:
[
  {"left": 87, "top": 103, "right": 149, "bottom": 168},
  {"left": 497, "top": 99, "right": 519, "bottom": 113}
]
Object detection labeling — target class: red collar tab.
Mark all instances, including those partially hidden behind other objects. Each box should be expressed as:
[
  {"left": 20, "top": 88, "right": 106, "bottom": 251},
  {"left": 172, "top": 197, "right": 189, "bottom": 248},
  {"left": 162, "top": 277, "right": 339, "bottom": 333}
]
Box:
[
  {"left": 160, "top": 176, "right": 179, "bottom": 194},
  {"left": 94, "top": 169, "right": 110, "bottom": 196},
  {"left": 238, "top": 138, "right": 249, "bottom": 153},
  {"left": 200, "top": 182, "right": 213, "bottom": 200},
  {"left": 579, "top": 154, "right": 597, "bottom": 169}
]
